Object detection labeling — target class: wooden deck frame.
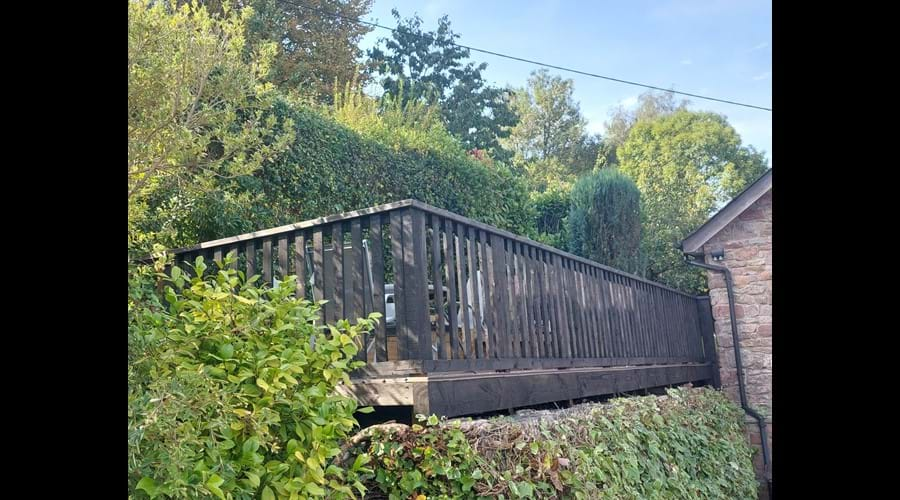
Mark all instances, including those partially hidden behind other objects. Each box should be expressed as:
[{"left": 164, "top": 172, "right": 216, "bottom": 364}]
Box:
[{"left": 341, "top": 362, "right": 714, "bottom": 418}]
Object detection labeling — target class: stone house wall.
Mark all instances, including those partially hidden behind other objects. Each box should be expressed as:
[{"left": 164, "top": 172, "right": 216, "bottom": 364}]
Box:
[{"left": 701, "top": 189, "right": 772, "bottom": 498}]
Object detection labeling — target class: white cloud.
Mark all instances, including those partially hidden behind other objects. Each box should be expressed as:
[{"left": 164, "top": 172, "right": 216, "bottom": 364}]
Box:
[
  {"left": 753, "top": 71, "right": 771, "bottom": 81},
  {"left": 681, "top": 58, "right": 693, "bottom": 65}
]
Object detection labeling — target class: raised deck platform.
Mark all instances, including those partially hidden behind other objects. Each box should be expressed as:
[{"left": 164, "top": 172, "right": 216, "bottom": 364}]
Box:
[{"left": 167, "top": 200, "right": 721, "bottom": 418}]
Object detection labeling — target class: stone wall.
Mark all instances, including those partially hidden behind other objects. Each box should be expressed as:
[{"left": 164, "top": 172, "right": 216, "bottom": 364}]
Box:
[{"left": 701, "top": 189, "right": 772, "bottom": 498}]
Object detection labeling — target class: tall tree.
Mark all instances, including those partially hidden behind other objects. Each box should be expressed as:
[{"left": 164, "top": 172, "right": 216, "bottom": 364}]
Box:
[
  {"left": 504, "top": 69, "right": 595, "bottom": 174},
  {"left": 128, "top": 0, "right": 292, "bottom": 251},
  {"left": 567, "top": 169, "right": 642, "bottom": 273},
  {"left": 597, "top": 90, "right": 687, "bottom": 168},
  {"left": 196, "top": 0, "right": 374, "bottom": 103},
  {"left": 618, "top": 109, "right": 769, "bottom": 292},
  {"left": 367, "top": 10, "right": 517, "bottom": 156}
]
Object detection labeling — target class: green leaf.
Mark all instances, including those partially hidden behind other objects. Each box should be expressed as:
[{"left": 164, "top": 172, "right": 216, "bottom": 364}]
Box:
[
  {"left": 351, "top": 453, "right": 371, "bottom": 471},
  {"left": 306, "top": 482, "right": 326, "bottom": 496},
  {"left": 206, "top": 474, "right": 224, "bottom": 488},
  {"left": 218, "top": 343, "right": 234, "bottom": 359},
  {"left": 245, "top": 471, "right": 260, "bottom": 488},
  {"left": 205, "top": 474, "right": 225, "bottom": 499},
  {"left": 427, "top": 414, "right": 439, "bottom": 426},
  {"left": 235, "top": 295, "right": 256, "bottom": 305},
  {"left": 515, "top": 481, "right": 534, "bottom": 497},
  {"left": 243, "top": 436, "right": 260, "bottom": 454},
  {"left": 135, "top": 477, "right": 158, "bottom": 496},
  {"left": 357, "top": 406, "right": 375, "bottom": 414},
  {"left": 262, "top": 486, "right": 276, "bottom": 500}
]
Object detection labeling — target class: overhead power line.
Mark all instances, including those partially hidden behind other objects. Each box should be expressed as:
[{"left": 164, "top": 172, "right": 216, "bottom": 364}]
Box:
[{"left": 285, "top": 1, "right": 772, "bottom": 112}]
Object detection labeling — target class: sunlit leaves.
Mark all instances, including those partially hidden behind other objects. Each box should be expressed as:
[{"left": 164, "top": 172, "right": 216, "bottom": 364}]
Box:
[{"left": 128, "top": 253, "right": 377, "bottom": 498}]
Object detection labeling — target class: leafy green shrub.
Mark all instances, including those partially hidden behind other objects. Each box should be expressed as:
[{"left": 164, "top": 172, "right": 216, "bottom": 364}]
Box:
[
  {"left": 128, "top": 253, "right": 378, "bottom": 499},
  {"left": 128, "top": 0, "right": 293, "bottom": 255},
  {"left": 361, "top": 388, "right": 757, "bottom": 499},
  {"left": 332, "top": 81, "right": 463, "bottom": 160},
  {"left": 529, "top": 186, "right": 571, "bottom": 250},
  {"left": 567, "top": 168, "right": 642, "bottom": 274},
  {"left": 367, "top": 415, "right": 485, "bottom": 500}
]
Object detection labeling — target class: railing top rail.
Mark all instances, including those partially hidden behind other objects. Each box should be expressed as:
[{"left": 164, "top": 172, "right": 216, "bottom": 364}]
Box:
[
  {"left": 152, "top": 198, "right": 694, "bottom": 298},
  {"left": 163, "top": 200, "right": 416, "bottom": 256},
  {"left": 408, "top": 200, "right": 695, "bottom": 298}
]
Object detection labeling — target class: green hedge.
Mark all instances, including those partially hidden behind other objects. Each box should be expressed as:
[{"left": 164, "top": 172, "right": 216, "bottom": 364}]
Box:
[
  {"left": 362, "top": 387, "right": 757, "bottom": 499},
  {"left": 137, "top": 99, "right": 533, "bottom": 249},
  {"left": 257, "top": 101, "right": 533, "bottom": 236}
]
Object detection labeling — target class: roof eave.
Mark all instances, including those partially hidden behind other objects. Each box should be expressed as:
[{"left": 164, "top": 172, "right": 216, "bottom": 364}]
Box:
[{"left": 680, "top": 169, "right": 773, "bottom": 254}]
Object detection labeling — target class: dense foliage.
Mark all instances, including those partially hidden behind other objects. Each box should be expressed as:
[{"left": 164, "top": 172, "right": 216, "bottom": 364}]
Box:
[
  {"left": 192, "top": 0, "right": 375, "bottom": 103},
  {"left": 505, "top": 69, "right": 600, "bottom": 176},
  {"left": 128, "top": 0, "right": 293, "bottom": 254},
  {"left": 368, "top": 10, "right": 518, "bottom": 157},
  {"left": 598, "top": 90, "right": 688, "bottom": 168},
  {"left": 518, "top": 156, "right": 576, "bottom": 250},
  {"left": 618, "top": 109, "right": 769, "bottom": 293},
  {"left": 567, "top": 169, "right": 642, "bottom": 273},
  {"left": 361, "top": 387, "right": 758, "bottom": 499},
  {"left": 134, "top": 93, "right": 533, "bottom": 249},
  {"left": 128, "top": 2, "right": 532, "bottom": 251},
  {"left": 264, "top": 95, "right": 533, "bottom": 235},
  {"left": 128, "top": 254, "right": 379, "bottom": 498},
  {"left": 244, "top": 0, "right": 374, "bottom": 103},
  {"left": 529, "top": 186, "right": 571, "bottom": 250}
]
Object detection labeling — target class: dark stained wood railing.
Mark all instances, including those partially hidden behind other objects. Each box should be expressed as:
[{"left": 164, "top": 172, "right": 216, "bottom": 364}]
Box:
[{"left": 165, "top": 200, "right": 715, "bottom": 374}]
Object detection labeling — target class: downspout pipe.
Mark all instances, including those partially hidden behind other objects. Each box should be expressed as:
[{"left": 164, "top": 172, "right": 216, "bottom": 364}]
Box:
[{"left": 684, "top": 253, "right": 772, "bottom": 494}]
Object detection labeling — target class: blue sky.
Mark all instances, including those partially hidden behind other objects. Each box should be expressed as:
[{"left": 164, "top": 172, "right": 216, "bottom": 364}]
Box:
[{"left": 358, "top": 0, "right": 772, "bottom": 164}]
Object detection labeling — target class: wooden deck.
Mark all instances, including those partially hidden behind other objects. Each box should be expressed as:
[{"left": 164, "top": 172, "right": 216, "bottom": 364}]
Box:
[
  {"left": 343, "top": 362, "right": 713, "bottom": 417},
  {"left": 166, "top": 200, "right": 720, "bottom": 417}
]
